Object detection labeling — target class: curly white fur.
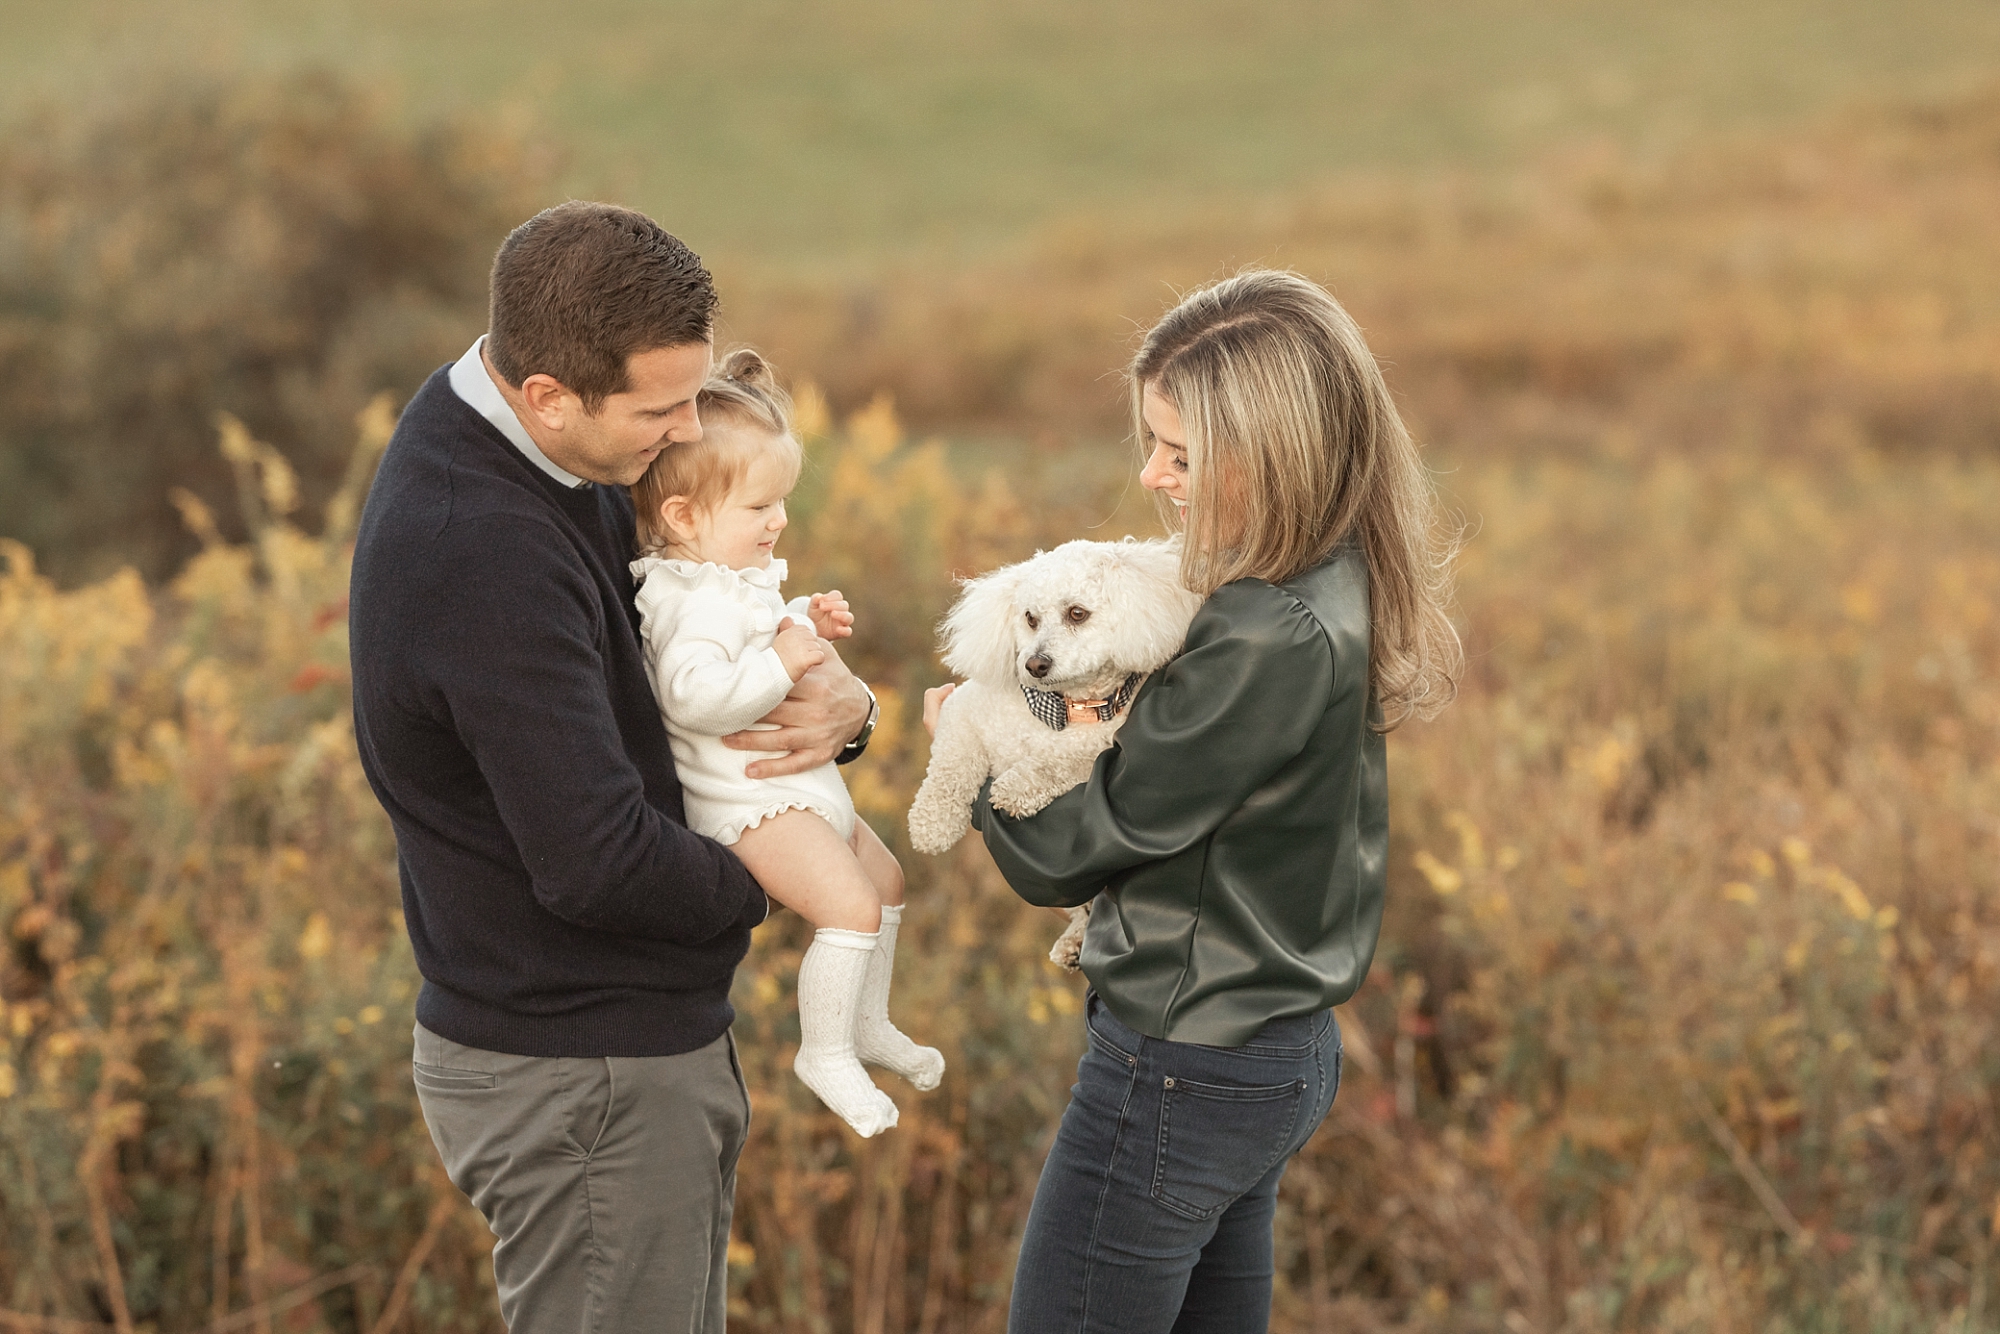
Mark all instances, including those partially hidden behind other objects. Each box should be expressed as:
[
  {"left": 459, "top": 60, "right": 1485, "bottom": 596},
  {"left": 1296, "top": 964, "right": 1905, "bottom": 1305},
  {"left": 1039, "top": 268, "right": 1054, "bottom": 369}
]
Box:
[{"left": 908, "top": 537, "right": 1202, "bottom": 969}]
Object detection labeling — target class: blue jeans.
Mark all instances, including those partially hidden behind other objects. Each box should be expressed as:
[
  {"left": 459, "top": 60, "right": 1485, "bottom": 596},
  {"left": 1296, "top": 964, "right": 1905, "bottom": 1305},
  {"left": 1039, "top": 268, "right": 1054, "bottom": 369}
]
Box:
[{"left": 1008, "top": 992, "right": 1342, "bottom": 1333}]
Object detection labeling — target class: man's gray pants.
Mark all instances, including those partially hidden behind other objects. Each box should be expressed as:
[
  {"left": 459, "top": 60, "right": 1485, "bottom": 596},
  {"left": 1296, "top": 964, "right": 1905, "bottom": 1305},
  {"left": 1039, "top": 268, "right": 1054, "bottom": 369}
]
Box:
[{"left": 412, "top": 1022, "right": 750, "bottom": 1333}]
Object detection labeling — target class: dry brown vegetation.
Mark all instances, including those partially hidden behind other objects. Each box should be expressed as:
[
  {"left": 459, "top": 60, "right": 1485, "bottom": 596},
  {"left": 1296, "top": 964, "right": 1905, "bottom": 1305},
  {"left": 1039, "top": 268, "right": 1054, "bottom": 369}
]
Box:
[
  {"left": 0, "top": 75, "right": 551, "bottom": 585},
  {"left": 2, "top": 81, "right": 1997, "bottom": 1334}
]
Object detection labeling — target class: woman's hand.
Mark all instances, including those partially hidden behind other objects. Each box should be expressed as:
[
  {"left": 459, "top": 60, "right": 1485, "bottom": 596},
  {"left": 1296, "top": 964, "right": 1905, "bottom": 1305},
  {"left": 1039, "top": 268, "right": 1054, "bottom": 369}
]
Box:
[
  {"left": 772, "top": 618, "right": 827, "bottom": 681},
  {"left": 807, "top": 591, "right": 854, "bottom": 640},
  {"left": 921, "top": 683, "right": 956, "bottom": 739}
]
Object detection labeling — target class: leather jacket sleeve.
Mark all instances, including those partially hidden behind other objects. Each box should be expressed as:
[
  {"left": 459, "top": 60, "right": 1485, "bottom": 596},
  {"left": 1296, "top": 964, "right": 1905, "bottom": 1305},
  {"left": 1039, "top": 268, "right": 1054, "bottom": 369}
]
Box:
[{"left": 974, "top": 578, "right": 1335, "bottom": 908}]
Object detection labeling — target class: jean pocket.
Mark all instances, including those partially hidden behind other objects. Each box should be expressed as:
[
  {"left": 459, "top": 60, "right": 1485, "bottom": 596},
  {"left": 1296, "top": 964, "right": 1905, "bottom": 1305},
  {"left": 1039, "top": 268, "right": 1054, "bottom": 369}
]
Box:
[
  {"left": 1151, "top": 1074, "right": 1305, "bottom": 1221},
  {"left": 1086, "top": 1020, "right": 1138, "bottom": 1069},
  {"left": 411, "top": 1061, "right": 496, "bottom": 1093}
]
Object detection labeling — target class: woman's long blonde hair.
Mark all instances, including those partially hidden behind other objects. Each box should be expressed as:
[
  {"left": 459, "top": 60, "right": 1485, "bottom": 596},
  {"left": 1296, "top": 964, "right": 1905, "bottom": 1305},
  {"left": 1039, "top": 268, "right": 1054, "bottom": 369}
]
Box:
[{"left": 1132, "top": 269, "right": 1461, "bottom": 728}]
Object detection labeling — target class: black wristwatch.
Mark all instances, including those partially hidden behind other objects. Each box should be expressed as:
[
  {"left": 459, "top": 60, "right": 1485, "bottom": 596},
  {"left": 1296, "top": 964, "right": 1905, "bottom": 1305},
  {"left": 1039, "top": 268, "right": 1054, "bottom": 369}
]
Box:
[{"left": 835, "top": 680, "right": 879, "bottom": 766}]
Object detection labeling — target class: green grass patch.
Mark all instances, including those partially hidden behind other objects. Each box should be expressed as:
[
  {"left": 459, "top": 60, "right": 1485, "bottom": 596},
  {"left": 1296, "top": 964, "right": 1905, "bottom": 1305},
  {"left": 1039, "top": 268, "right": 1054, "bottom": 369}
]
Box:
[{"left": 7, "top": 0, "right": 2000, "bottom": 268}]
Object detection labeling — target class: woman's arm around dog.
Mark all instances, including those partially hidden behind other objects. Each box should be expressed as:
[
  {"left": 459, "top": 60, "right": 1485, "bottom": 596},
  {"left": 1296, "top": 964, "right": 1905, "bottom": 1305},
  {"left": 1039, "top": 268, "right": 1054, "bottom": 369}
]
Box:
[{"left": 971, "top": 579, "right": 1334, "bottom": 908}]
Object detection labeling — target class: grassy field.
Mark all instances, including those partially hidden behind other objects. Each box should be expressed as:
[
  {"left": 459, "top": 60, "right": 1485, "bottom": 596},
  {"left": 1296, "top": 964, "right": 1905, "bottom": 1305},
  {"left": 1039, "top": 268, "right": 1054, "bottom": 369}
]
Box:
[
  {"left": 5, "top": 0, "right": 2000, "bottom": 266},
  {"left": 722, "top": 80, "right": 2000, "bottom": 452}
]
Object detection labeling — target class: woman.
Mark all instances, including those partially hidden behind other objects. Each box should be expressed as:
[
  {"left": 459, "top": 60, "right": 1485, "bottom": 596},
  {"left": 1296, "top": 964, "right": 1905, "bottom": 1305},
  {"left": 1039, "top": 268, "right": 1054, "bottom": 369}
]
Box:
[{"left": 923, "top": 269, "right": 1460, "bottom": 1331}]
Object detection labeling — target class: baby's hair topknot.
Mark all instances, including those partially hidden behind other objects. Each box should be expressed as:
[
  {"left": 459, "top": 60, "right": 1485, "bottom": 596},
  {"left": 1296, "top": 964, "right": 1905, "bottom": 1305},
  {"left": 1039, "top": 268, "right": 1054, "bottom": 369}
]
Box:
[
  {"left": 630, "top": 347, "right": 803, "bottom": 555},
  {"left": 700, "top": 348, "right": 793, "bottom": 437}
]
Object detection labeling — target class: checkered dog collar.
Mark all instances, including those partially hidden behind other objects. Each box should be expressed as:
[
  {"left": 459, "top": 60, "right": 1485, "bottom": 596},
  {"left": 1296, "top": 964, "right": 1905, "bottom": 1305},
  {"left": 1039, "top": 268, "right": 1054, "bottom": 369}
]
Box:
[{"left": 1022, "top": 672, "right": 1142, "bottom": 731}]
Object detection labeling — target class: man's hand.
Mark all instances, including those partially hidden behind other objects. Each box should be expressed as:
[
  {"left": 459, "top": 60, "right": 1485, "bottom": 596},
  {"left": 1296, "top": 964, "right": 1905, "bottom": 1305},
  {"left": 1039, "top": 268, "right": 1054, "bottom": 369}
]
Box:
[
  {"left": 722, "top": 642, "right": 871, "bottom": 778},
  {"left": 807, "top": 591, "right": 854, "bottom": 641}
]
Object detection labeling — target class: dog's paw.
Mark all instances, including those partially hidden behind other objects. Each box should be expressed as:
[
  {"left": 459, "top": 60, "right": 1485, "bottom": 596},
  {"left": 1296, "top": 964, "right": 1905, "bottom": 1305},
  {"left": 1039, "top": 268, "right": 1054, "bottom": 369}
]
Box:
[
  {"left": 1048, "top": 904, "right": 1089, "bottom": 972},
  {"left": 910, "top": 827, "right": 963, "bottom": 856},
  {"left": 906, "top": 799, "right": 968, "bottom": 856},
  {"left": 989, "top": 765, "right": 1063, "bottom": 818},
  {"left": 986, "top": 770, "right": 1032, "bottom": 817}
]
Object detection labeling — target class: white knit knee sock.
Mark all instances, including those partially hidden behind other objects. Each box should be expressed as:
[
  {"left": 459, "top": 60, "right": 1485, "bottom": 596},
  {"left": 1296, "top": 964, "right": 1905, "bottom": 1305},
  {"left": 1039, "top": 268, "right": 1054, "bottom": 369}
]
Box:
[
  {"left": 794, "top": 928, "right": 899, "bottom": 1137},
  {"left": 853, "top": 905, "right": 945, "bottom": 1092}
]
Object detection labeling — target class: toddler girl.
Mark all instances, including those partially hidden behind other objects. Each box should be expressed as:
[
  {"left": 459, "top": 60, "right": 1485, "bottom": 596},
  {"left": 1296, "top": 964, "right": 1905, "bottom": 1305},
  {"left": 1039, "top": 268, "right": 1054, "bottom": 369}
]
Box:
[{"left": 629, "top": 349, "right": 941, "bottom": 1137}]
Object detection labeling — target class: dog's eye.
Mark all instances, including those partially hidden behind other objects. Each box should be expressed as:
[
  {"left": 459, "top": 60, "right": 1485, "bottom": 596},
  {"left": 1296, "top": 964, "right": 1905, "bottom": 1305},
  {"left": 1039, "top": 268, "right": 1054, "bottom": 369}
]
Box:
[
  {"left": 1065, "top": 606, "right": 1091, "bottom": 626},
  {"left": 1025, "top": 612, "right": 1040, "bottom": 630}
]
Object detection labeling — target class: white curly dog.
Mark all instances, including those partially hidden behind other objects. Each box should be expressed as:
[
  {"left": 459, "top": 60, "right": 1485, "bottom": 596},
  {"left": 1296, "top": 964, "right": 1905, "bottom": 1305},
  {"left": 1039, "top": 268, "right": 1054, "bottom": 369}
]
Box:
[{"left": 909, "top": 537, "right": 1202, "bottom": 969}]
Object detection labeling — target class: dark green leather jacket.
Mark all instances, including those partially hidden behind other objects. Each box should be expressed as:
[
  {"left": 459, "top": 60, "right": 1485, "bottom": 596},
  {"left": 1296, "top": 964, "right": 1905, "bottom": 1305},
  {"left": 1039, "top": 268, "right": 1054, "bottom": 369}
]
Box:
[{"left": 973, "top": 546, "right": 1387, "bottom": 1047}]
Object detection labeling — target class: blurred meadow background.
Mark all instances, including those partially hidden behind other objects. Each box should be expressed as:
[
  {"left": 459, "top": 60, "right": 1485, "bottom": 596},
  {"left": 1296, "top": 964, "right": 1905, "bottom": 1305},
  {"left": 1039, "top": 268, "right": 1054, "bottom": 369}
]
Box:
[{"left": 2, "top": 2, "right": 1999, "bottom": 1331}]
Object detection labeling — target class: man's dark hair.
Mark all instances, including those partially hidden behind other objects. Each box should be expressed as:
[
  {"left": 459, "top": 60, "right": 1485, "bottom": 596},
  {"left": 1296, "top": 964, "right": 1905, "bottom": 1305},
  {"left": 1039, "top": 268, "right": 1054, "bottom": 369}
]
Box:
[{"left": 485, "top": 201, "right": 717, "bottom": 411}]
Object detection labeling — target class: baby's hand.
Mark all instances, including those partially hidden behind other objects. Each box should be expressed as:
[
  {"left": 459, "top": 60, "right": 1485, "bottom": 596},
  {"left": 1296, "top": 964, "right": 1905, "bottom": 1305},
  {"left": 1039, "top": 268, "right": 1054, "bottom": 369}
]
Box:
[
  {"left": 773, "top": 618, "right": 827, "bottom": 682},
  {"left": 808, "top": 591, "right": 854, "bottom": 641}
]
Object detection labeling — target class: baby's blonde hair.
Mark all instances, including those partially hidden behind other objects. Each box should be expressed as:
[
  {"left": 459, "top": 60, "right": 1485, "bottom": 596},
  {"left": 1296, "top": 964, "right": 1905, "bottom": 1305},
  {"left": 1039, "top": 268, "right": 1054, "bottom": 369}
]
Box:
[{"left": 632, "top": 348, "right": 802, "bottom": 554}]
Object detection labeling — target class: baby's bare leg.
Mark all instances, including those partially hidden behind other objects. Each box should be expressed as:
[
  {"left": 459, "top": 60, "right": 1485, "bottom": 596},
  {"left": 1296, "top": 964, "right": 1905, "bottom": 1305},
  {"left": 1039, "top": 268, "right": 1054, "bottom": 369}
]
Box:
[
  {"left": 731, "top": 809, "right": 883, "bottom": 933},
  {"left": 851, "top": 817, "right": 905, "bottom": 907},
  {"left": 848, "top": 819, "right": 943, "bottom": 1091},
  {"left": 730, "top": 810, "right": 896, "bottom": 1136}
]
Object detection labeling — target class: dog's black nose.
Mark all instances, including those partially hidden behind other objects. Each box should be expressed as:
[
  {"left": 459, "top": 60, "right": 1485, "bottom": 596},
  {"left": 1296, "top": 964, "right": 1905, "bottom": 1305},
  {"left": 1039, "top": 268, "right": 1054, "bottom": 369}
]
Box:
[{"left": 1025, "top": 654, "right": 1053, "bottom": 679}]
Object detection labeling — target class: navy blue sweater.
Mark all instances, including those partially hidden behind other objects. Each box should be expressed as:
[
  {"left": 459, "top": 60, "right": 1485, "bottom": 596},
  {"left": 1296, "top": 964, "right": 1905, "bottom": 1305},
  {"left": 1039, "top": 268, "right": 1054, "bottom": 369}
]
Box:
[{"left": 349, "top": 367, "right": 766, "bottom": 1058}]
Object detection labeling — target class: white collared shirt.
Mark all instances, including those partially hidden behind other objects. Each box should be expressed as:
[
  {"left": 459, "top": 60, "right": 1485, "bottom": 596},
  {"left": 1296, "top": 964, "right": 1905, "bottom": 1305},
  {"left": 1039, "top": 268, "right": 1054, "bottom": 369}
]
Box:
[{"left": 448, "top": 337, "right": 589, "bottom": 489}]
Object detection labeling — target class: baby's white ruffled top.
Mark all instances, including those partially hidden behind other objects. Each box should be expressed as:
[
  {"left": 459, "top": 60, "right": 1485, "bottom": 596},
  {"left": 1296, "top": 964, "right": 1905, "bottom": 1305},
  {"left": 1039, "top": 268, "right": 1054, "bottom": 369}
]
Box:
[{"left": 630, "top": 555, "right": 857, "bottom": 846}]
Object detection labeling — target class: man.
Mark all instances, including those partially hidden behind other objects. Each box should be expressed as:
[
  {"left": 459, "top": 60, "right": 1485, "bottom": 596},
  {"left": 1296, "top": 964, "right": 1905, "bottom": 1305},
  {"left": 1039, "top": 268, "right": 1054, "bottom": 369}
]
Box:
[{"left": 349, "top": 202, "right": 874, "bottom": 1331}]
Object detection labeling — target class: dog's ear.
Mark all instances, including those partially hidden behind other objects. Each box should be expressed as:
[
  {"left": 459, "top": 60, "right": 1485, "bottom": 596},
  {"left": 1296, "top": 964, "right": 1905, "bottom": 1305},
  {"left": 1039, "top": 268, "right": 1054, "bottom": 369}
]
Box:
[
  {"left": 940, "top": 564, "right": 1025, "bottom": 682},
  {"left": 1102, "top": 539, "right": 1206, "bottom": 670}
]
